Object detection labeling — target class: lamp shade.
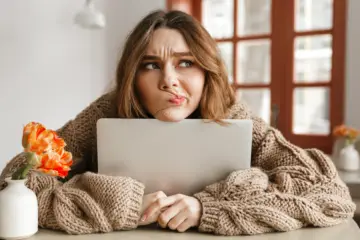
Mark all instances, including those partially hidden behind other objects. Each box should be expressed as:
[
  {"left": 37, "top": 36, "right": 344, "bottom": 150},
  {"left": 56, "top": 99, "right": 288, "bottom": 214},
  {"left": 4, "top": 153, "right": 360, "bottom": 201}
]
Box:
[{"left": 74, "top": 0, "right": 106, "bottom": 29}]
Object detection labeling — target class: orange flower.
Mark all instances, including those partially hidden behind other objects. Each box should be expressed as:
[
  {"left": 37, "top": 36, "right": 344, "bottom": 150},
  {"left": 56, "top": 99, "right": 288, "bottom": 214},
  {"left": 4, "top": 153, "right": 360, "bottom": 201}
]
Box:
[
  {"left": 54, "top": 148, "right": 73, "bottom": 167},
  {"left": 23, "top": 123, "right": 66, "bottom": 154},
  {"left": 20, "top": 122, "right": 73, "bottom": 178},
  {"left": 37, "top": 150, "right": 73, "bottom": 178},
  {"left": 333, "top": 124, "right": 348, "bottom": 137},
  {"left": 349, "top": 128, "right": 360, "bottom": 139},
  {"left": 51, "top": 131, "right": 66, "bottom": 150},
  {"left": 333, "top": 124, "right": 360, "bottom": 144},
  {"left": 22, "top": 122, "right": 45, "bottom": 149},
  {"left": 23, "top": 122, "right": 45, "bottom": 135}
]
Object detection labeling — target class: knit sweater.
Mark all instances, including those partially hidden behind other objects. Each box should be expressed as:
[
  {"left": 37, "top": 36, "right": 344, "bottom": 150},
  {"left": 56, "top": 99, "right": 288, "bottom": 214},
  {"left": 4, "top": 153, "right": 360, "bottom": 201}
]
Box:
[{"left": 0, "top": 92, "right": 356, "bottom": 236}]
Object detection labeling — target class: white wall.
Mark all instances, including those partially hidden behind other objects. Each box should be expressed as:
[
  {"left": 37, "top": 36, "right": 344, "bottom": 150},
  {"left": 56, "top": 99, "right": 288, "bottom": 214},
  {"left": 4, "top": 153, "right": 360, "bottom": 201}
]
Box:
[
  {"left": 345, "top": 0, "right": 360, "bottom": 130},
  {"left": 0, "top": 0, "right": 165, "bottom": 171},
  {"left": 103, "top": 0, "right": 165, "bottom": 88},
  {"left": 0, "top": 0, "right": 105, "bottom": 170}
]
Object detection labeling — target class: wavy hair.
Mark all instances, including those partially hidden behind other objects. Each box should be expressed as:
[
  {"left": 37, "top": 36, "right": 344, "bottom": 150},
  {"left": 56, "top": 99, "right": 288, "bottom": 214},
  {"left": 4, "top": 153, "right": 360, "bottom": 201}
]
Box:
[{"left": 115, "top": 10, "right": 236, "bottom": 120}]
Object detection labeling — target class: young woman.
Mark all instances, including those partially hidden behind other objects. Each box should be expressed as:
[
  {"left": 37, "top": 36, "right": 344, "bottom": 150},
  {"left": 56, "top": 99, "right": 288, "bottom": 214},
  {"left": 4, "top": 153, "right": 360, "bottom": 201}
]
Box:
[{"left": 0, "top": 10, "right": 355, "bottom": 236}]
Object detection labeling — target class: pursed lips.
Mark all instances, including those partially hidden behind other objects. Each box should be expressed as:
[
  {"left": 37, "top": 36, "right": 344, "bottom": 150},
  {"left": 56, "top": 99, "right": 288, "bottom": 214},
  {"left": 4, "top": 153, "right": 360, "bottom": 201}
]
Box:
[{"left": 167, "top": 91, "right": 187, "bottom": 105}]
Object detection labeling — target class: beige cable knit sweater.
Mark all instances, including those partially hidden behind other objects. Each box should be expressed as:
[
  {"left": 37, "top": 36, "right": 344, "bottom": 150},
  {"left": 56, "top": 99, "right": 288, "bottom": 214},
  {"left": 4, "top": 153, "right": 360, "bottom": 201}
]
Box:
[{"left": 0, "top": 92, "right": 356, "bottom": 236}]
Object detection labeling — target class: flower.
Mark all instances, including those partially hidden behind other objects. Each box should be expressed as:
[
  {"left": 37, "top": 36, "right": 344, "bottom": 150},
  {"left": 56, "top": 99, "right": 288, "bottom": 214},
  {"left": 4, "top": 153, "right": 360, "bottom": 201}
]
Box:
[
  {"left": 12, "top": 122, "right": 73, "bottom": 180},
  {"left": 333, "top": 124, "right": 360, "bottom": 146},
  {"left": 22, "top": 122, "right": 66, "bottom": 154},
  {"left": 37, "top": 149, "right": 73, "bottom": 178}
]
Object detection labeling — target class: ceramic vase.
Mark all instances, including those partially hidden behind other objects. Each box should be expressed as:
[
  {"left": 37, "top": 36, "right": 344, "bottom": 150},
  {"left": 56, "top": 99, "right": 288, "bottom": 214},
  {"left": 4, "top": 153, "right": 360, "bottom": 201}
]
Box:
[
  {"left": 0, "top": 178, "right": 38, "bottom": 239},
  {"left": 338, "top": 144, "right": 360, "bottom": 171}
]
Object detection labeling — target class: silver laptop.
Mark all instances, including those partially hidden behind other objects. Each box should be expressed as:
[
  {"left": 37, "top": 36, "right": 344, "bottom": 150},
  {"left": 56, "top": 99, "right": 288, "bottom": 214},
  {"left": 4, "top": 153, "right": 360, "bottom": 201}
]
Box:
[{"left": 96, "top": 119, "right": 253, "bottom": 196}]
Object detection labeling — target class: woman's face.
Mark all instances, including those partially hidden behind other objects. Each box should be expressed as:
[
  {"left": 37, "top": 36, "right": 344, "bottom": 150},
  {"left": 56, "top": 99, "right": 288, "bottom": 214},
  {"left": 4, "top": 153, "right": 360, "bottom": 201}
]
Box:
[{"left": 135, "top": 28, "right": 205, "bottom": 122}]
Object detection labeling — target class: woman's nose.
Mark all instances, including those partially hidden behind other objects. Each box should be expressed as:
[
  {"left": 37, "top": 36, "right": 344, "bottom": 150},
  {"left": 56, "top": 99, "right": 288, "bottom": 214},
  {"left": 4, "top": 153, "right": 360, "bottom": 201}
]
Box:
[
  {"left": 160, "top": 65, "right": 179, "bottom": 90},
  {"left": 161, "top": 79, "right": 178, "bottom": 90}
]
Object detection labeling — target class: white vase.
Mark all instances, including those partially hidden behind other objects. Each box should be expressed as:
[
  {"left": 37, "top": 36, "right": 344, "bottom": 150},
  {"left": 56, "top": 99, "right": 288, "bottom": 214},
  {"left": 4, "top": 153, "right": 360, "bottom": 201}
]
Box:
[
  {"left": 338, "top": 144, "right": 360, "bottom": 171},
  {"left": 0, "top": 178, "right": 38, "bottom": 239}
]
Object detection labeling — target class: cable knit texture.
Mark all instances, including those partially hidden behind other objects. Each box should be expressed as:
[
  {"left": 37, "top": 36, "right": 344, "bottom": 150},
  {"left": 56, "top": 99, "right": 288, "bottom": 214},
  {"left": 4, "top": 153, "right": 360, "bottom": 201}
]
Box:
[{"left": 0, "top": 92, "right": 356, "bottom": 235}]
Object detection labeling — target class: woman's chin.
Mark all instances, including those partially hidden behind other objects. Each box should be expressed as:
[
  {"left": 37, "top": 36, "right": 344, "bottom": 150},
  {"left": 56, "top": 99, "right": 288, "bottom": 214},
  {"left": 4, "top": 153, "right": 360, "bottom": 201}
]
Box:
[
  {"left": 154, "top": 109, "right": 190, "bottom": 122},
  {"left": 155, "top": 114, "right": 186, "bottom": 122}
]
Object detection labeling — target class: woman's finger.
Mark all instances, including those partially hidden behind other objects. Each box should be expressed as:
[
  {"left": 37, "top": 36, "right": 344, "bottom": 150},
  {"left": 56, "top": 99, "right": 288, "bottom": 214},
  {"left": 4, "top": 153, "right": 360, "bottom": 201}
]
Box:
[
  {"left": 176, "top": 219, "right": 193, "bottom": 233},
  {"left": 166, "top": 210, "right": 188, "bottom": 230},
  {"left": 157, "top": 202, "right": 183, "bottom": 228},
  {"left": 142, "top": 194, "right": 181, "bottom": 221}
]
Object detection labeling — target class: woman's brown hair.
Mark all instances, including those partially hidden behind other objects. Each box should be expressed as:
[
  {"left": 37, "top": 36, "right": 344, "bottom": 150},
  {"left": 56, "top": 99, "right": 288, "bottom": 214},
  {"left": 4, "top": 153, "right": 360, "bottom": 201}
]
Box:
[{"left": 115, "top": 10, "right": 236, "bottom": 120}]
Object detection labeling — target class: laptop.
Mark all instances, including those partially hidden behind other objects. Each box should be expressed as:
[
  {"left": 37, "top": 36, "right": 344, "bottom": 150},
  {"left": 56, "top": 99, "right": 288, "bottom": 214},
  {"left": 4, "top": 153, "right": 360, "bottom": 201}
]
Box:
[{"left": 96, "top": 119, "right": 253, "bottom": 196}]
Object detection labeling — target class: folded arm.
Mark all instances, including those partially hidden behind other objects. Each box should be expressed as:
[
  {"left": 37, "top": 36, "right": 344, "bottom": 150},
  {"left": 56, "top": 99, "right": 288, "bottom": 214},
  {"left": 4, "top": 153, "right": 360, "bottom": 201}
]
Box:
[
  {"left": 194, "top": 104, "right": 356, "bottom": 236},
  {"left": 0, "top": 93, "right": 146, "bottom": 234},
  {"left": 28, "top": 172, "right": 144, "bottom": 234}
]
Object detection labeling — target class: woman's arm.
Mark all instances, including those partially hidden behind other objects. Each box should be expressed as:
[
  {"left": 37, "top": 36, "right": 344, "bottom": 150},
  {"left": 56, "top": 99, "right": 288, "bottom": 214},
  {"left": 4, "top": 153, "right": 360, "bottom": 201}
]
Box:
[
  {"left": 193, "top": 104, "right": 356, "bottom": 236},
  {"left": 29, "top": 171, "right": 144, "bottom": 234},
  {"left": 0, "top": 92, "right": 147, "bottom": 234}
]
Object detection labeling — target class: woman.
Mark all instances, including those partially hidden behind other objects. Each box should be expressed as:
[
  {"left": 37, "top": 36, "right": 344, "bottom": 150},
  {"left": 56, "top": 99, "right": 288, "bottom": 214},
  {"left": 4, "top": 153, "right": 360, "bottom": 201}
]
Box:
[{"left": 0, "top": 10, "right": 355, "bottom": 236}]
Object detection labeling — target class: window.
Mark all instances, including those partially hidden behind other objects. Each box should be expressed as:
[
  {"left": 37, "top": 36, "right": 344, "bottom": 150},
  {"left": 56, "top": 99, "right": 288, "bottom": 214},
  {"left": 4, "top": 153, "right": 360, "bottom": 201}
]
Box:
[{"left": 168, "top": 0, "right": 347, "bottom": 154}]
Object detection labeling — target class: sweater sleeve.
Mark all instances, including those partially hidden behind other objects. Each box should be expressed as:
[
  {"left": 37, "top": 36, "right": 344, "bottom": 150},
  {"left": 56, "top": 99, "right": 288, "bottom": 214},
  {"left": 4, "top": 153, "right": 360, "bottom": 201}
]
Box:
[
  {"left": 193, "top": 104, "right": 356, "bottom": 236},
  {"left": 0, "top": 92, "right": 145, "bottom": 234},
  {"left": 27, "top": 171, "right": 144, "bottom": 234}
]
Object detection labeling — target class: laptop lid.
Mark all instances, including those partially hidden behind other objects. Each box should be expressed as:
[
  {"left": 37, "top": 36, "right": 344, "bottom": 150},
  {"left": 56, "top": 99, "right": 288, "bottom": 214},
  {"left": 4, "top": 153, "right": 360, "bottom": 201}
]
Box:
[{"left": 96, "top": 119, "right": 252, "bottom": 196}]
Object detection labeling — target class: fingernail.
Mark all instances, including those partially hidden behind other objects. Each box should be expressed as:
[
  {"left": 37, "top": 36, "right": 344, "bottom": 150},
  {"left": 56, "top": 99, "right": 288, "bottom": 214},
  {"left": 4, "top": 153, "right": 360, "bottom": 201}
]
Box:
[{"left": 140, "top": 215, "right": 147, "bottom": 222}]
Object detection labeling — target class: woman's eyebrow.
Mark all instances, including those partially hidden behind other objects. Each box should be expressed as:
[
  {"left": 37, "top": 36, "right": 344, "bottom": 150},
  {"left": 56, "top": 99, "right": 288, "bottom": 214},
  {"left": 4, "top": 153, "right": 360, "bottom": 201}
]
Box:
[{"left": 142, "top": 52, "right": 193, "bottom": 60}]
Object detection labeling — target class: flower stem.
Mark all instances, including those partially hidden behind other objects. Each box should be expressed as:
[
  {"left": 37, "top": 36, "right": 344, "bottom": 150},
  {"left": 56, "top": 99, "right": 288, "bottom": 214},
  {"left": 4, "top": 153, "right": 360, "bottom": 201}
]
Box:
[{"left": 11, "top": 164, "right": 33, "bottom": 180}]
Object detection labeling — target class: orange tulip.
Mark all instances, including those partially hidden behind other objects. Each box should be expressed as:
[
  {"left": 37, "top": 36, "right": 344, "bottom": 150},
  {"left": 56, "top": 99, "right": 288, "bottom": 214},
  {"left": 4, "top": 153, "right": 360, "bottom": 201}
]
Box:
[
  {"left": 19, "top": 122, "right": 73, "bottom": 179},
  {"left": 37, "top": 150, "right": 72, "bottom": 178},
  {"left": 55, "top": 148, "right": 73, "bottom": 166},
  {"left": 27, "top": 129, "right": 54, "bottom": 154},
  {"left": 349, "top": 128, "right": 360, "bottom": 139},
  {"left": 333, "top": 124, "right": 348, "bottom": 137},
  {"left": 22, "top": 122, "right": 45, "bottom": 149},
  {"left": 333, "top": 124, "right": 360, "bottom": 145},
  {"left": 23, "top": 123, "right": 66, "bottom": 155},
  {"left": 23, "top": 122, "right": 45, "bottom": 135},
  {"left": 50, "top": 131, "right": 66, "bottom": 150}
]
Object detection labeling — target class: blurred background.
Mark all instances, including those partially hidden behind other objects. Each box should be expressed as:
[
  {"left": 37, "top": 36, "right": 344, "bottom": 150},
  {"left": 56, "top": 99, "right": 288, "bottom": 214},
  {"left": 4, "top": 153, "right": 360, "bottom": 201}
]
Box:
[
  {"left": 169, "top": 0, "right": 357, "bottom": 154},
  {"left": 0, "top": 0, "right": 358, "bottom": 167}
]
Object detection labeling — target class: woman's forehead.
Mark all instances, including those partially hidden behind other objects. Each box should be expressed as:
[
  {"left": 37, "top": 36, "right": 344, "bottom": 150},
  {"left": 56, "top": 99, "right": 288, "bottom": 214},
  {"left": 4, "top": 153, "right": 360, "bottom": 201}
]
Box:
[{"left": 146, "top": 28, "right": 190, "bottom": 55}]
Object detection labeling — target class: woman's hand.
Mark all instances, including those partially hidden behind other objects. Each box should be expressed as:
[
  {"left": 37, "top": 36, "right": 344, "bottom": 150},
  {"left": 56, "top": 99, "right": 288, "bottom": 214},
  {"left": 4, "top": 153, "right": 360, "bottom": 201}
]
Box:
[
  {"left": 142, "top": 194, "right": 202, "bottom": 232},
  {"left": 138, "top": 191, "right": 167, "bottom": 226}
]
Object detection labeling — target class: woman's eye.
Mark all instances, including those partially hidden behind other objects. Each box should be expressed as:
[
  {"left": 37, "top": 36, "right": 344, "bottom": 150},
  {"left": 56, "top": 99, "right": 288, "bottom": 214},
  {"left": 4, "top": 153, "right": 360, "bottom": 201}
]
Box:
[
  {"left": 143, "top": 63, "right": 160, "bottom": 70},
  {"left": 178, "top": 60, "right": 194, "bottom": 68}
]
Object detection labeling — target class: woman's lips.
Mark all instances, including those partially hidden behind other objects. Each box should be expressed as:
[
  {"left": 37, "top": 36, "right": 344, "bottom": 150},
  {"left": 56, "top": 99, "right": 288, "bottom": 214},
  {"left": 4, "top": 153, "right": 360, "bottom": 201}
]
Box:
[{"left": 169, "top": 96, "right": 185, "bottom": 105}]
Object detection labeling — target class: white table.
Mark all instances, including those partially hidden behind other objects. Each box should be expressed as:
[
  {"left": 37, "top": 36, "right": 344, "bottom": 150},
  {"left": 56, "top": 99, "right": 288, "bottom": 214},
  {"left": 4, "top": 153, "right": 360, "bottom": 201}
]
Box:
[
  {"left": 338, "top": 169, "right": 360, "bottom": 215},
  {"left": 28, "top": 220, "right": 360, "bottom": 240},
  {"left": 338, "top": 169, "right": 360, "bottom": 184}
]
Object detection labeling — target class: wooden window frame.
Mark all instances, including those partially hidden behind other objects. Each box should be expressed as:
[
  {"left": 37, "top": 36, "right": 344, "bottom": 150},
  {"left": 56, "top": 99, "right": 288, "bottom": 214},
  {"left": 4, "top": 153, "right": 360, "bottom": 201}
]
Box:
[
  {"left": 282, "top": 0, "right": 347, "bottom": 154},
  {"left": 167, "top": 0, "right": 347, "bottom": 154}
]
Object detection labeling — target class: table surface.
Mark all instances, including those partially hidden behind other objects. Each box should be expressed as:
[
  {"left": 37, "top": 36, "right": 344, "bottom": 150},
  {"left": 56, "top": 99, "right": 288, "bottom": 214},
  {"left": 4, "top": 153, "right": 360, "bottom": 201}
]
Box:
[
  {"left": 28, "top": 220, "right": 360, "bottom": 240},
  {"left": 338, "top": 169, "right": 360, "bottom": 184}
]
